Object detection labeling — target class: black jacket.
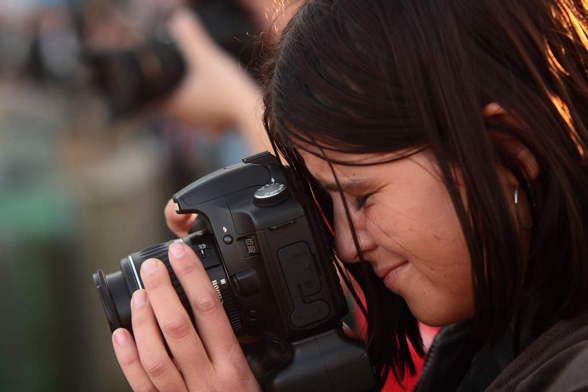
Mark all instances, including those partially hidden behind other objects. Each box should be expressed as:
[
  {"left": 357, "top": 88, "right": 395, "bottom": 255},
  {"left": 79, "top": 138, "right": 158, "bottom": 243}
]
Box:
[{"left": 414, "top": 312, "right": 588, "bottom": 391}]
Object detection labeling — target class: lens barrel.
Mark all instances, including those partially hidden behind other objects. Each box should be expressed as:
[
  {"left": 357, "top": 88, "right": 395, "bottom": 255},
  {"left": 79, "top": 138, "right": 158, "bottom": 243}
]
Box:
[{"left": 93, "top": 233, "right": 241, "bottom": 333}]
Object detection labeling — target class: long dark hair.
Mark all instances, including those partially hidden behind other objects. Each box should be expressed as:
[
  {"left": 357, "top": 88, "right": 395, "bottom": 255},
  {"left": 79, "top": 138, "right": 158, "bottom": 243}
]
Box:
[{"left": 262, "top": 0, "right": 588, "bottom": 386}]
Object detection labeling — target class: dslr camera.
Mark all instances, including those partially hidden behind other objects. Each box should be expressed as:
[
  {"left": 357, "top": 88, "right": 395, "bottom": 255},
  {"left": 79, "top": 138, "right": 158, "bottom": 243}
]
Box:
[
  {"left": 83, "top": 0, "right": 258, "bottom": 118},
  {"left": 93, "top": 152, "right": 376, "bottom": 392}
]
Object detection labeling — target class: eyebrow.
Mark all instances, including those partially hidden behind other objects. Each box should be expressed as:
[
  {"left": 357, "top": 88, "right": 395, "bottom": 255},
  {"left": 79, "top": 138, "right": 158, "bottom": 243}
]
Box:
[{"left": 319, "top": 178, "right": 371, "bottom": 193}]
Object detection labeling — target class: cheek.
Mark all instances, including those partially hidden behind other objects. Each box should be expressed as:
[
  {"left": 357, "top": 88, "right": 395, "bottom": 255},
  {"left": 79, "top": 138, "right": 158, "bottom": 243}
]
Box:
[
  {"left": 365, "top": 186, "right": 473, "bottom": 306},
  {"left": 365, "top": 184, "right": 465, "bottom": 253}
]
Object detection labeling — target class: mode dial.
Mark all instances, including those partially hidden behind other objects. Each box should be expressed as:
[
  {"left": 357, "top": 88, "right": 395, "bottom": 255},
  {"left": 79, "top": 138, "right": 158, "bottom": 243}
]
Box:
[{"left": 253, "top": 181, "right": 288, "bottom": 207}]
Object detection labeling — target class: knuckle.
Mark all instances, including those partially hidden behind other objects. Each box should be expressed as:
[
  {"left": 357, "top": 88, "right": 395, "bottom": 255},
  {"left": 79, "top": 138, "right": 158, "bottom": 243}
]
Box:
[
  {"left": 192, "top": 291, "right": 220, "bottom": 314},
  {"left": 220, "top": 360, "right": 248, "bottom": 379},
  {"left": 131, "top": 301, "right": 152, "bottom": 325},
  {"left": 132, "top": 307, "right": 148, "bottom": 325},
  {"left": 141, "top": 270, "right": 166, "bottom": 289},
  {"left": 118, "top": 352, "right": 141, "bottom": 369},
  {"left": 185, "top": 369, "right": 217, "bottom": 392},
  {"left": 161, "top": 316, "right": 192, "bottom": 340},
  {"left": 173, "top": 257, "right": 199, "bottom": 276},
  {"left": 225, "top": 343, "right": 247, "bottom": 366},
  {"left": 197, "top": 378, "right": 220, "bottom": 392},
  {"left": 211, "top": 368, "right": 255, "bottom": 392},
  {"left": 142, "top": 358, "right": 170, "bottom": 379}
]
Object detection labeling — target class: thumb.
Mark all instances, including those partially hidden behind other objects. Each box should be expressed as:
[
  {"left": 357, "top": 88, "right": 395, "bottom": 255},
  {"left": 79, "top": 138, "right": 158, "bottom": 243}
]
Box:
[{"left": 167, "top": 7, "right": 215, "bottom": 63}]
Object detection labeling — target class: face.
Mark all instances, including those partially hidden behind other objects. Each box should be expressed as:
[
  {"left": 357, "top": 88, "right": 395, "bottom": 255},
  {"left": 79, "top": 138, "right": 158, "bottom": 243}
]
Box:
[{"left": 298, "top": 148, "right": 474, "bottom": 326}]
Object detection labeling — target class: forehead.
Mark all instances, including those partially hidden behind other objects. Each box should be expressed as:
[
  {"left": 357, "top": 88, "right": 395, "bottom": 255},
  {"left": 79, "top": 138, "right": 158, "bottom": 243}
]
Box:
[
  {"left": 295, "top": 145, "right": 409, "bottom": 185},
  {"left": 295, "top": 136, "right": 408, "bottom": 160},
  {"left": 293, "top": 140, "right": 442, "bottom": 195},
  {"left": 295, "top": 142, "right": 410, "bottom": 169}
]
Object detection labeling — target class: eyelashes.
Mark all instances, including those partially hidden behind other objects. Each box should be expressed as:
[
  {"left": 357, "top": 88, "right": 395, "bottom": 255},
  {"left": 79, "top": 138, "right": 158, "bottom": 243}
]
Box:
[
  {"left": 355, "top": 193, "right": 373, "bottom": 209},
  {"left": 326, "top": 189, "right": 374, "bottom": 211}
]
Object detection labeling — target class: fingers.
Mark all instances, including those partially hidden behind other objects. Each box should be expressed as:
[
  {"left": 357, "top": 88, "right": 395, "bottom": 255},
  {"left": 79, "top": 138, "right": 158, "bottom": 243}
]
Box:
[
  {"left": 139, "top": 258, "right": 214, "bottom": 388},
  {"left": 113, "top": 292, "right": 189, "bottom": 392},
  {"left": 165, "top": 199, "right": 196, "bottom": 237},
  {"left": 131, "top": 289, "right": 188, "bottom": 392},
  {"left": 114, "top": 245, "right": 259, "bottom": 392},
  {"left": 168, "top": 7, "right": 214, "bottom": 63},
  {"left": 168, "top": 242, "right": 246, "bottom": 366},
  {"left": 112, "top": 328, "right": 157, "bottom": 392}
]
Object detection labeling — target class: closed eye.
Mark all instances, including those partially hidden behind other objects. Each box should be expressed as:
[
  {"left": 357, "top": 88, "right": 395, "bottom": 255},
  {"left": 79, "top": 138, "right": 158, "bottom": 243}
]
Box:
[{"left": 355, "top": 193, "right": 372, "bottom": 209}]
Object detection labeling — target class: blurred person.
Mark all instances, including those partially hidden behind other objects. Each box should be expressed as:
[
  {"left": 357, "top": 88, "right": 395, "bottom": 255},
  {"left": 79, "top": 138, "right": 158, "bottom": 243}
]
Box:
[
  {"left": 23, "top": 5, "right": 80, "bottom": 84},
  {"left": 77, "top": 1, "right": 274, "bottom": 177},
  {"left": 162, "top": 8, "right": 271, "bottom": 154},
  {"left": 153, "top": 1, "right": 302, "bottom": 153}
]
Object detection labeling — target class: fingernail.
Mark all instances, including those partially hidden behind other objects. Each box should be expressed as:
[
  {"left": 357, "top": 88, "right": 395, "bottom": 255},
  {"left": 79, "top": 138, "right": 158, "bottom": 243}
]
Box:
[
  {"left": 141, "top": 259, "right": 160, "bottom": 276},
  {"left": 133, "top": 290, "right": 147, "bottom": 309},
  {"left": 114, "top": 329, "right": 128, "bottom": 346},
  {"left": 170, "top": 241, "right": 186, "bottom": 258}
]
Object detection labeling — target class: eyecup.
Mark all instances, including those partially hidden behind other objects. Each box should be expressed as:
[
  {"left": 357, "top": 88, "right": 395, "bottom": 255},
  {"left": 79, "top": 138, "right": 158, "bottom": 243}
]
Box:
[{"left": 93, "top": 269, "right": 123, "bottom": 332}]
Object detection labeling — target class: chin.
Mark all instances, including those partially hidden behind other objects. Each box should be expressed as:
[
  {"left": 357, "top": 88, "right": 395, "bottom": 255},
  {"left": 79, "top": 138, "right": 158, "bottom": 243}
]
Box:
[{"left": 409, "top": 304, "right": 472, "bottom": 327}]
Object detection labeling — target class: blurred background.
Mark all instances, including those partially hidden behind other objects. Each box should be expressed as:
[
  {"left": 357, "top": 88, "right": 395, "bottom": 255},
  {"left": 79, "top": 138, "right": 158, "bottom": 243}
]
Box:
[{"left": 0, "top": 0, "right": 284, "bottom": 390}]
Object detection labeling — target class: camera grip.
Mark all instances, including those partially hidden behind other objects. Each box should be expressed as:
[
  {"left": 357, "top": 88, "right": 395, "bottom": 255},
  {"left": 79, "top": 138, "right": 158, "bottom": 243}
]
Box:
[{"left": 264, "top": 329, "right": 376, "bottom": 392}]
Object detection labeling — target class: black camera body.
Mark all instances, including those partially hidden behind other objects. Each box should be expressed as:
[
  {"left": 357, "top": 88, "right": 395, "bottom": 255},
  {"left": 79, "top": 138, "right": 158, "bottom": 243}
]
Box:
[
  {"left": 172, "top": 152, "right": 345, "bottom": 340},
  {"left": 94, "top": 152, "right": 376, "bottom": 391},
  {"left": 83, "top": 0, "right": 257, "bottom": 117}
]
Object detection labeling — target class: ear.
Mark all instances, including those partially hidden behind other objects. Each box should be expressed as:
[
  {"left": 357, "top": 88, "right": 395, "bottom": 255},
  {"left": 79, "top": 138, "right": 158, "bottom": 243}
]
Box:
[{"left": 483, "top": 102, "right": 540, "bottom": 182}]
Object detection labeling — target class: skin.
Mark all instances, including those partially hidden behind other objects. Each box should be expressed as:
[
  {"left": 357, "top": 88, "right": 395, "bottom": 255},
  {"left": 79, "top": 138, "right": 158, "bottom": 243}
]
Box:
[
  {"left": 294, "top": 104, "right": 537, "bottom": 327},
  {"left": 298, "top": 148, "right": 476, "bottom": 326}
]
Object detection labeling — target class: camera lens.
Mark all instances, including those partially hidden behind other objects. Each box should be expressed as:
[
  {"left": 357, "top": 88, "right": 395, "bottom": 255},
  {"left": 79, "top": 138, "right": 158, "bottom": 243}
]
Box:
[
  {"left": 93, "top": 233, "right": 242, "bottom": 334},
  {"left": 93, "top": 269, "right": 126, "bottom": 331}
]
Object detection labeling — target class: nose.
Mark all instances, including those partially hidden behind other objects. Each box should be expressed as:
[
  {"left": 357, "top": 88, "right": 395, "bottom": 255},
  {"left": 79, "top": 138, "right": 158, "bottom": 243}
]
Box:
[{"left": 333, "top": 198, "right": 376, "bottom": 263}]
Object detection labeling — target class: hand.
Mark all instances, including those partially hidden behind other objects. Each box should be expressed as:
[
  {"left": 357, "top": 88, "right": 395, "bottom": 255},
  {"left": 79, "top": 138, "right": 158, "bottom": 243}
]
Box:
[
  {"left": 163, "top": 8, "right": 261, "bottom": 134},
  {"left": 111, "top": 202, "right": 260, "bottom": 392}
]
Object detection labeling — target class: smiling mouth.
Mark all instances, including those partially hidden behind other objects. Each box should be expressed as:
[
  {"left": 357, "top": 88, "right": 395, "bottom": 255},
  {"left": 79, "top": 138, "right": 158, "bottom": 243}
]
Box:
[{"left": 375, "top": 261, "right": 408, "bottom": 279}]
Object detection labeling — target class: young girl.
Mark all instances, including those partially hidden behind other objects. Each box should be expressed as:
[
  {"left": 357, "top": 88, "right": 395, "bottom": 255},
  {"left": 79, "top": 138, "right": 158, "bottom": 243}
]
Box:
[{"left": 111, "top": 0, "right": 588, "bottom": 390}]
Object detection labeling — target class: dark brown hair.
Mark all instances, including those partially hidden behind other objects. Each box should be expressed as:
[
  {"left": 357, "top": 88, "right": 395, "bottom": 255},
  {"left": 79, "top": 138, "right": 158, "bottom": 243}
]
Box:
[{"left": 262, "top": 0, "right": 588, "bottom": 386}]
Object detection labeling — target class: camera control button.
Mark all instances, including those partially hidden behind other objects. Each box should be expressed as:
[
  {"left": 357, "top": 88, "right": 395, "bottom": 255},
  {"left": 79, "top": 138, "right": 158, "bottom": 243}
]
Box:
[{"left": 253, "top": 182, "right": 288, "bottom": 207}]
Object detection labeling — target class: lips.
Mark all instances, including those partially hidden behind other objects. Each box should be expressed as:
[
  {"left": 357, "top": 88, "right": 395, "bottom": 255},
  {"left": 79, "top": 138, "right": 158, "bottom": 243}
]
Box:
[
  {"left": 379, "top": 261, "right": 409, "bottom": 291},
  {"left": 375, "top": 261, "right": 408, "bottom": 279}
]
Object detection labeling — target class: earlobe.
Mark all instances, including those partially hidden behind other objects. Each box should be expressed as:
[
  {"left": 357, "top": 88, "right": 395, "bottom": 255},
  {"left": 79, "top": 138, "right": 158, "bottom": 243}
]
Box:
[
  {"left": 483, "top": 102, "right": 506, "bottom": 117},
  {"left": 483, "top": 102, "right": 540, "bottom": 182}
]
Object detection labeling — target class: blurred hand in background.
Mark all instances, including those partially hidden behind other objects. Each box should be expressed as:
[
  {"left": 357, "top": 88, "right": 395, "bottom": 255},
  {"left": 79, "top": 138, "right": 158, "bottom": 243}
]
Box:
[{"left": 163, "top": 8, "right": 269, "bottom": 153}]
